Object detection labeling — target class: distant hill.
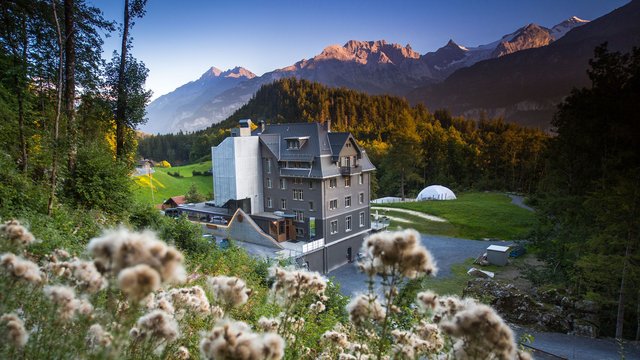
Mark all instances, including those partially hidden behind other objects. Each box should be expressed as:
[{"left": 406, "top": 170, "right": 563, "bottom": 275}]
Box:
[
  {"left": 143, "top": 15, "right": 590, "bottom": 133},
  {"left": 407, "top": 1, "right": 640, "bottom": 128},
  {"left": 141, "top": 66, "right": 256, "bottom": 134}
]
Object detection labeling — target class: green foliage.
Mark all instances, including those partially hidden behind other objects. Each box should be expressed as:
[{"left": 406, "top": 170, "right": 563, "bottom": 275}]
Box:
[
  {"left": 531, "top": 45, "right": 640, "bottom": 338},
  {"left": 65, "top": 143, "right": 132, "bottom": 216},
  {"left": 138, "top": 78, "right": 549, "bottom": 195},
  {"left": 159, "top": 214, "right": 206, "bottom": 254},
  {"left": 184, "top": 183, "right": 205, "bottom": 203},
  {"left": 132, "top": 162, "right": 212, "bottom": 205},
  {"left": 382, "top": 192, "right": 536, "bottom": 240}
]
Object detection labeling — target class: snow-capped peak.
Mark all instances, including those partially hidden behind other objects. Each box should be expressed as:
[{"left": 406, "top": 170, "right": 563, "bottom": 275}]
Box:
[{"left": 551, "top": 16, "right": 590, "bottom": 39}]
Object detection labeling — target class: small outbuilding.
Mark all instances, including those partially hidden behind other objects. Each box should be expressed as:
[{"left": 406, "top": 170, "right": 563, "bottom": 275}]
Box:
[
  {"left": 486, "top": 245, "right": 510, "bottom": 266},
  {"left": 416, "top": 185, "right": 457, "bottom": 201},
  {"left": 162, "top": 195, "right": 186, "bottom": 210}
]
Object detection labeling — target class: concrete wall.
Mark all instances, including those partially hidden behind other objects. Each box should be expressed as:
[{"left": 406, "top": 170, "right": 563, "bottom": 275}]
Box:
[
  {"left": 325, "top": 232, "right": 366, "bottom": 273},
  {"left": 212, "top": 136, "right": 263, "bottom": 214},
  {"left": 297, "top": 248, "right": 324, "bottom": 273}
]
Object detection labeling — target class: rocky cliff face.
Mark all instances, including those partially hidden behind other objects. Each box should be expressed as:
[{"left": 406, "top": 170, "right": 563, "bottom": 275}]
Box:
[{"left": 491, "top": 23, "right": 554, "bottom": 57}]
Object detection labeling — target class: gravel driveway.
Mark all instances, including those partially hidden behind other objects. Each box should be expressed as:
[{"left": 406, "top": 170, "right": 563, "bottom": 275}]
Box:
[{"left": 328, "top": 234, "right": 512, "bottom": 296}]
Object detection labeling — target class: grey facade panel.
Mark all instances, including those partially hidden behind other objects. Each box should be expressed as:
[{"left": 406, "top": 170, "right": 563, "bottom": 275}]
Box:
[
  {"left": 325, "top": 233, "right": 367, "bottom": 273},
  {"left": 297, "top": 248, "right": 324, "bottom": 273}
]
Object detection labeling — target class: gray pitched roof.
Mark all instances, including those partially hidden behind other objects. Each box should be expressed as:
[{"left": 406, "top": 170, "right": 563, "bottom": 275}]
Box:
[{"left": 258, "top": 122, "right": 375, "bottom": 178}]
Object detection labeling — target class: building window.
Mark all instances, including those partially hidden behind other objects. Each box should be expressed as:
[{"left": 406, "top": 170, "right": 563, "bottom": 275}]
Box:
[
  {"left": 359, "top": 192, "right": 364, "bottom": 204},
  {"left": 294, "top": 210, "right": 304, "bottom": 222},
  {"left": 296, "top": 228, "right": 304, "bottom": 237},
  {"left": 286, "top": 139, "right": 300, "bottom": 149},
  {"left": 281, "top": 199, "right": 286, "bottom": 210},
  {"left": 359, "top": 212, "right": 365, "bottom": 227},
  {"left": 345, "top": 196, "right": 351, "bottom": 208},
  {"left": 345, "top": 176, "right": 351, "bottom": 187},
  {"left": 309, "top": 181, "right": 313, "bottom": 189},
  {"left": 266, "top": 158, "right": 272, "bottom": 174},
  {"left": 330, "top": 220, "right": 338, "bottom": 234},
  {"left": 293, "top": 189, "right": 304, "bottom": 201},
  {"left": 359, "top": 174, "right": 363, "bottom": 185},
  {"left": 309, "top": 201, "right": 314, "bottom": 211},
  {"left": 345, "top": 216, "right": 352, "bottom": 232},
  {"left": 266, "top": 177, "right": 272, "bottom": 189},
  {"left": 293, "top": 178, "right": 303, "bottom": 185},
  {"left": 280, "top": 178, "right": 286, "bottom": 190},
  {"left": 329, "top": 199, "right": 338, "bottom": 210},
  {"left": 329, "top": 178, "right": 337, "bottom": 188},
  {"left": 267, "top": 197, "right": 272, "bottom": 208}
]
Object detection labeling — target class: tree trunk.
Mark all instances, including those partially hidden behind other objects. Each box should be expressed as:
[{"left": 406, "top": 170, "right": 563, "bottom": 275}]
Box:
[
  {"left": 17, "top": 18, "right": 28, "bottom": 172},
  {"left": 615, "top": 234, "right": 631, "bottom": 339},
  {"left": 64, "top": 0, "right": 77, "bottom": 175},
  {"left": 115, "top": 0, "right": 130, "bottom": 160},
  {"left": 636, "top": 289, "right": 640, "bottom": 341},
  {"left": 48, "top": 0, "right": 64, "bottom": 216},
  {"left": 400, "top": 169, "right": 405, "bottom": 201}
]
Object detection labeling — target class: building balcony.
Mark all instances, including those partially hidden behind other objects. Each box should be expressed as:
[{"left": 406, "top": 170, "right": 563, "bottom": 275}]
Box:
[{"left": 340, "top": 165, "right": 359, "bottom": 176}]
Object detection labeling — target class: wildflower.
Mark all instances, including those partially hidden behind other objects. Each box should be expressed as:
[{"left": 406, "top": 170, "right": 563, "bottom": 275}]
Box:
[
  {"left": 413, "top": 320, "right": 444, "bottom": 352},
  {"left": 1, "top": 252, "right": 43, "bottom": 284},
  {"left": 207, "top": 276, "right": 251, "bottom": 308},
  {"left": 338, "top": 354, "right": 357, "bottom": 360},
  {"left": 346, "top": 294, "right": 385, "bottom": 325},
  {"left": 87, "top": 228, "right": 186, "bottom": 284},
  {"left": 86, "top": 323, "right": 112, "bottom": 350},
  {"left": 70, "top": 259, "right": 108, "bottom": 293},
  {"left": 321, "top": 330, "right": 349, "bottom": 348},
  {"left": 416, "top": 290, "right": 438, "bottom": 311},
  {"left": 176, "top": 346, "right": 191, "bottom": 359},
  {"left": 130, "top": 310, "right": 179, "bottom": 343},
  {"left": 269, "top": 267, "right": 327, "bottom": 305},
  {"left": 146, "top": 293, "right": 176, "bottom": 315},
  {"left": 257, "top": 316, "right": 280, "bottom": 332},
  {"left": 118, "top": 264, "right": 161, "bottom": 301},
  {"left": 53, "top": 248, "right": 71, "bottom": 259},
  {"left": 210, "top": 305, "right": 225, "bottom": 320},
  {"left": 0, "top": 313, "right": 29, "bottom": 348},
  {"left": 310, "top": 301, "right": 326, "bottom": 313},
  {"left": 359, "top": 229, "right": 437, "bottom": 278},
  {"left": 0, "top": 219, "right": 35, "bottom": 246},
  {"left": 432, "top": 295, "right": 472, "bottom": 324},
  {"left": 200, "top": 319, "right": 285, "bottom": 360},
  {"left": 44, "top": 285, "right": 92, "bottom": 320},
  {"left": 440, "top": 303, "right": 517, "bottom": 360}
]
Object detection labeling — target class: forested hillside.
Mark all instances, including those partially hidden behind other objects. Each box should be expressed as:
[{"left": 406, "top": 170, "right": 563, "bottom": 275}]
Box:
[{"left": 139, "top": 78, "right": 549, "bottom": 197}]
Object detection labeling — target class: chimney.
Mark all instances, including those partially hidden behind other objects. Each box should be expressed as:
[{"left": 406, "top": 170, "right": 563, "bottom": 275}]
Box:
[
  {"left": 326, "top": 118, "right": 331, "bottom": 133},
  {"left": 259, "top": 120, "right": 266, "bottom": 133}
]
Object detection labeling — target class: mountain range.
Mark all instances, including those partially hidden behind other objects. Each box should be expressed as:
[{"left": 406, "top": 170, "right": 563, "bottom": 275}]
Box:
[{"left": 141, "top": 1, "right": 639, "bottom": 134}]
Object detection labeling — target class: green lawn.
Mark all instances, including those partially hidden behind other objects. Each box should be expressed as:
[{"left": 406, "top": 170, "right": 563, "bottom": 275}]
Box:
[
  {"left": 132, "top": 162, "right": 213, "bottom": 205},
  {"left": 376, "top": 192, "right": 535, "bottom": 240}
]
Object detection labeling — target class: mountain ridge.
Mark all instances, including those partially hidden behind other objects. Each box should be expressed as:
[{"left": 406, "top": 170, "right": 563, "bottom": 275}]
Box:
[{"left": 142, "top": 15, "right": 594, "bottom": 133}]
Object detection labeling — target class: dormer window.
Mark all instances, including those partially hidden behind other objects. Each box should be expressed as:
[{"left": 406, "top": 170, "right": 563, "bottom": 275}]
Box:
[{"left": 285, "top": 136, "right": 309, "bottom": 150}]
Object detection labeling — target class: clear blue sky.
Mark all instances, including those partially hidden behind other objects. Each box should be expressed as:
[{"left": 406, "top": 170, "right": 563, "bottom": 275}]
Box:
[{"left": 89, "top": 0, "right": 629, "bottom": 99}]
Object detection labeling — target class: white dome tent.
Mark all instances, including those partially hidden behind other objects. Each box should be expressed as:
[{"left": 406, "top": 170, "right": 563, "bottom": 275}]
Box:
[{"left": 416, "top": 185, "right": 457, "bottom": 201}]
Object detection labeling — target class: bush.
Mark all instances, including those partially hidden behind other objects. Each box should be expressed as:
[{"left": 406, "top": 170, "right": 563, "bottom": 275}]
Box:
[{"left": 66, "top": 143, "right": 132, "bottom": 216}]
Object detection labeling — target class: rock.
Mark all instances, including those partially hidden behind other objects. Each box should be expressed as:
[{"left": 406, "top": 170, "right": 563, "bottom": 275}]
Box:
[
  {"left": 575, "top": 300, "right": 599, "bottom": 313},
  {"left": 569, "top": 319, "right": 599, "bottom": 338}
]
